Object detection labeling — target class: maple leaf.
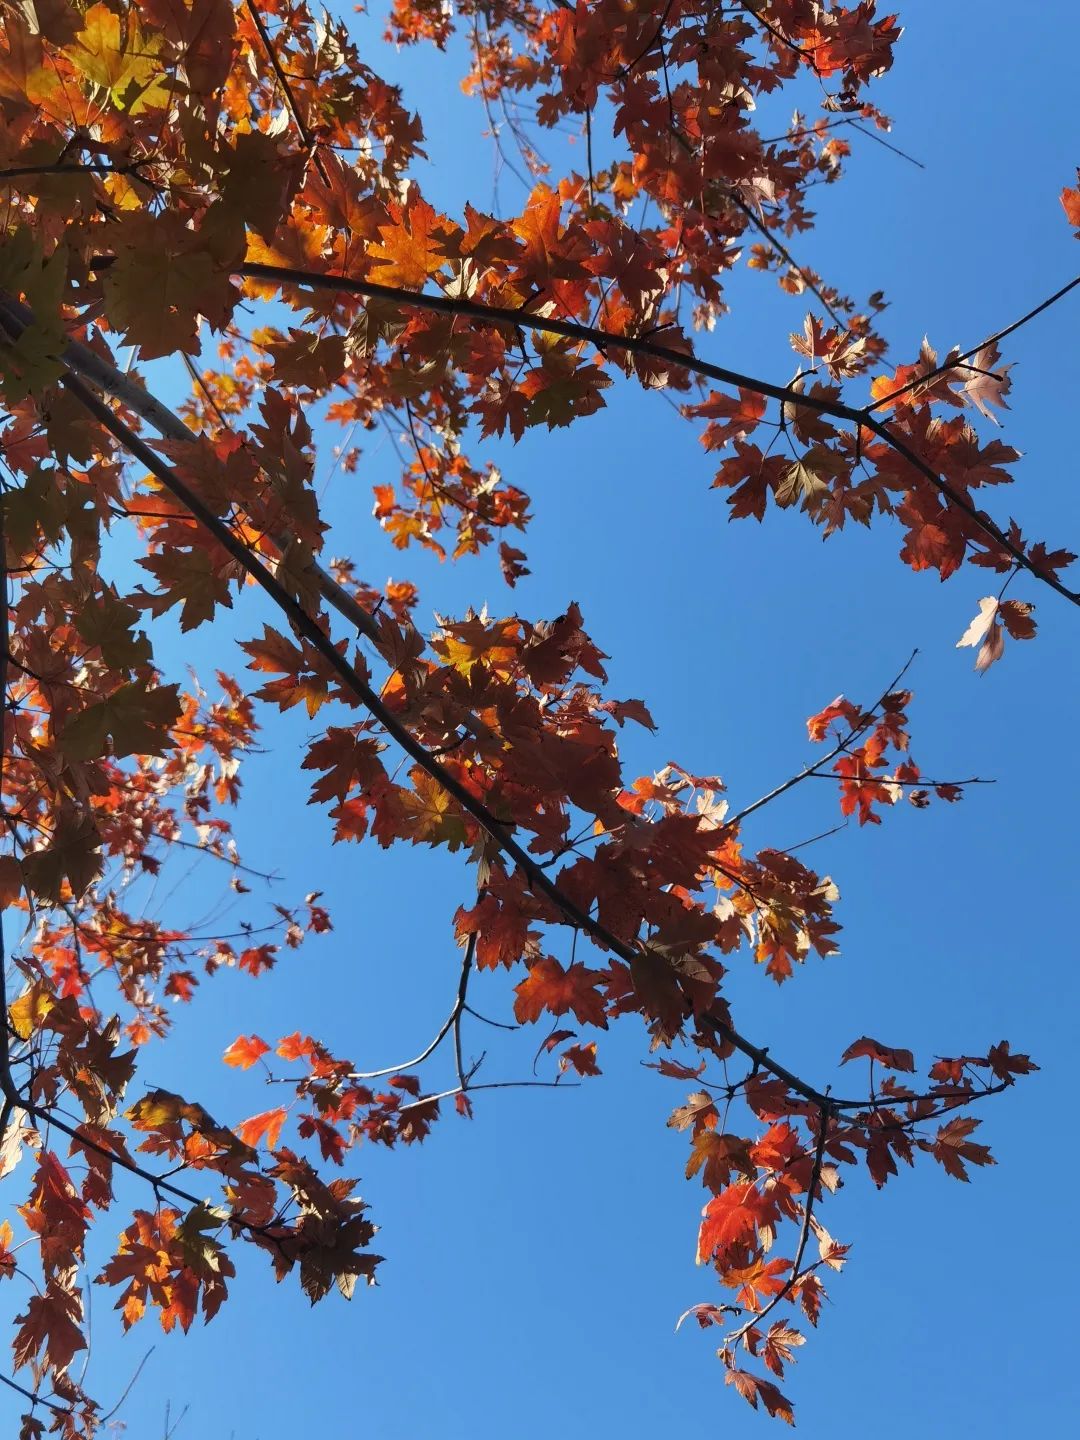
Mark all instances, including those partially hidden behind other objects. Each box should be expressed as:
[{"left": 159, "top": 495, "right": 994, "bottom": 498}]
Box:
[
  {"left": 985, "top": 1041, "right": 1039, "bottom": 1082},
  {"left": 629, "top": 948, "right": 686, "bottom": 1034},
  {"left": 559, "top": 1042, "right": 601, "bottom": 1077},
  {"left": 298, "top": 1112, "right": 347, "bottom": 1164},
  {"left": 697, "top": 1184, "right": 776, "bottom": 1262},
  {"left": 687, "top": 388, "right": 768, "bottom": 450},
  {"left": 646, "top": 1058, "right": 707, "bottom": 1082},
  {"left": 219, "top": 130, "right": 304, "bottom": 244},
  {"left": 455, "top": 892, "right": 532, "bottom": 969},
  {"left": 928, "top": 1117, "right": 995, "bottom": 1181},
  {"left": 235, "top": 1108, "right": 288, "bottom": 1151},
  {"left": 71, "top": 3, "right": 170, "bottom": 113},
  {"left": 956, "top": 344, "right": 1012, "bottom": 422},
  {"left": 675, "top": 1302, "right": 731, "bottom": 1331},
  {"left": 7, "top": 982, "right": 55, "bottom": 1041},
  {"left": 724, "top": 1366, "right": 795, "bottom": 1425},
  {"left": 303, "top": 730, "right": 386, "bottom": 805},
  {"left": 223, "top": 1035, "right": 270, "bottom": 1070},
  {"left": 75, "top": 588, "right": 153, "bottom": 670},
  {"left": 368, "top": 192, "right": 462, "bottom": 288},
  {"left": 840, "top": 1037, "right": 916, "bottom": 1073},
  {"left": 511, "top": 185, "right": 590, "bottom": 295},
  {"left": 13, "top": 1280, "right": 86, "bottom": 1374},
  {"left": 102, "top": 212, "right": 236, "bottom": 358},
  {"left": 242, "top": 625, "right": 331, "bottom": 717},
  {"left": 59, "top": 683, "right": 182, "bottom": 760},
  {"left": 513, "top": 958, "right": 608, "bottom": 1027},
  {"left": 761, "top": 1322, "right": 806, "bottom": 1377},
  {"left": 667, "top": 1091, "right": 720, "bottom": 1136},
  {"left": 807, "top": 694, "right": 862, "bottom": 742},
  {"left": 518, "top": 354, "right": 611, "bottom": 430},
  {"left": 722, "top": 1254, "right": 790, "bottom": 1311},
  {"left": 1061, "top": 177, "right": 1080, "bottom": 234},
  {"left": 277, "top": 1033, "right": 319, "bottom": 1063},
  {"left": 498, "top": 541, "right": 530, "bottom": 587},
  {"left": 22, "top": 809, "right": 103, "bottom": 902},
  {"left": 686, "top": 1131, "right": 754, "bottom": 1192},
  {"left": 0, "top": 1113, "right": 25, "bottom": 1182},
  {"left": 398, "top": 770, "right": 469, "bottom": 850},
  {"left": 0, "top": 1219, "right": 16, "bottom": 1278}
]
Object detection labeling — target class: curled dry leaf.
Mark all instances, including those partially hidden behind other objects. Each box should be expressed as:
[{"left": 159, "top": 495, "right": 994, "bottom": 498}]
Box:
[{"left": 956, "top": 596, "right": 1036, "bottom": 671}]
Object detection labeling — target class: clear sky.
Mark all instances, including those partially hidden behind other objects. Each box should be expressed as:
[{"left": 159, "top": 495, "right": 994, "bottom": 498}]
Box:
[{"left": 4, "top": 2, "right": 1079, "bottom": 1435}]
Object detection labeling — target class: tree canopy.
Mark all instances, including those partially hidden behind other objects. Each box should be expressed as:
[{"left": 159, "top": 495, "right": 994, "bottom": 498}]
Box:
[{"left": 0, "top": 0, "right": 1076, "bottom": 1432}]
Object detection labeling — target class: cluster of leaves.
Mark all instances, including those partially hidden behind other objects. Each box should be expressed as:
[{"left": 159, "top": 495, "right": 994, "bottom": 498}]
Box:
[{"left": 0, "top": 0, "right": 1073, "bottom": 1431}]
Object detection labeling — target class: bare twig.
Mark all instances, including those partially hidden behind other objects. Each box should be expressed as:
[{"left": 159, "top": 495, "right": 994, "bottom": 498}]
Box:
[
  {"left": 398, "top": 1077, "right": 579, "bottom": 1114},
  {"left": 99, "top": 1346, "right": 155, "bottom": 1423},
  {"left": 349, "top": 929, "right": 478, "bottom": 1081},
  {"left": 0, "top": 1369, "right": 67, "bottom": 1415}
]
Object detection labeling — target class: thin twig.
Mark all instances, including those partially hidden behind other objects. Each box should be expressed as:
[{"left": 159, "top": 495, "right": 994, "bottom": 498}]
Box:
[
  {"left": 727, "top": 1107, "right": 830, "bottom": 1347},
  {"left": 398, "top": 1077, "right": 579, "bottom": 1114},
  {"left": 867, "top": 272, "right": 1080, "bottom": 413},
  {"left": 348, "top": 930, "right": 478, "bottom": 1081},
  {"left": 243, "top": 0, "right": 330, "bottom": 186},
  {"left": 727, "top": 651, "right": 917, "bottom": 827},
  {"left": 0, "top": 1369, "right": 67, "bottom": 1414},
  {"left": 803, "top": 771, "right": 991, "bottom": 789},
  {"left": 99, "top": 1346, "right": 155, "bottom": 1423}
]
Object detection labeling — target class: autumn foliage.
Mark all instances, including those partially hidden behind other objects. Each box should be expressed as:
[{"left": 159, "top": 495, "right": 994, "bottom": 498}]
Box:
[{"left": 0, "top": 0, "right": 1075, "bottom": 1431}]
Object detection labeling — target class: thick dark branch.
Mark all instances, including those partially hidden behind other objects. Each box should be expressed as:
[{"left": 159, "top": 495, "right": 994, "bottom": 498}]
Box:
[
  {"left": 226, "top": 260, "right": 1080, "bottom": 608},
  {"left": 0, "top": 161, "right": 154, "bottom": 185},
  {"left": 0, "top": 290, "right": 384, "bottom": 648},
  {"left": 0, "top": 489, "right": 18, "bottom": 1112}
]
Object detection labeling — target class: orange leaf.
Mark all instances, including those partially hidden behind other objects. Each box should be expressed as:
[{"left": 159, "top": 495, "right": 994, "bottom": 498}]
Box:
[
  {"left": 513, "top": 957, "right": 608, "bottom": 1027},
  {"left": 223, "top": 1034, "right": 270, "bottom": 1069},
  {"left": 697, "top": 1183, "right": 776, "bottom": 1262},
  {"left": 235, "top": 1107, "right": 287, "bottom": 1151}
]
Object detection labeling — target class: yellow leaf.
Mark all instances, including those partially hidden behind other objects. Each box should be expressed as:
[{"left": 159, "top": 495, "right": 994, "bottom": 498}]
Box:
[
  {"left": 71, "top": 3, "right": 170, "bottom": 114},
  {"left": 8, "top": 983, "right": 54, "bottom": 1041}
]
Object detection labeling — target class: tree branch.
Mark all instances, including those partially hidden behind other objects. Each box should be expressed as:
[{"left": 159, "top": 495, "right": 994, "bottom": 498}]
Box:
[
  {"left": 243, "top": 0, "right": 330, "bottom": 186},
  {"left": 36, "top": 349, "right": 856, "bottom": 1116},
  {"left": 727, "top": 1107, "right": 830, "bottom": 1348},
  {"left": 348, "top": 929, "right": 478, "bottom": 1081},
  {"left": 0, "top": 296, "right": 1030, "bottom": 1127},
  {"left": 226, "top": 260, "right": 1080, "bottom": 608},
  {"left": 867, "top": 272, "right": 1080, "bottom": 413},
  {"left": 0, "top": 290, "right": 385, "bottom": 648},
  {"left": 727, "top": 651, "right": 917, "bottom": 827}
]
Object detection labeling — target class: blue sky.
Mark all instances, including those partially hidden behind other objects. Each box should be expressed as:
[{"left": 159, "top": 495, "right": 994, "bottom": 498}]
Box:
[{"left": 4, "top": 2, "right": 1080, "bottom": 1434}]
